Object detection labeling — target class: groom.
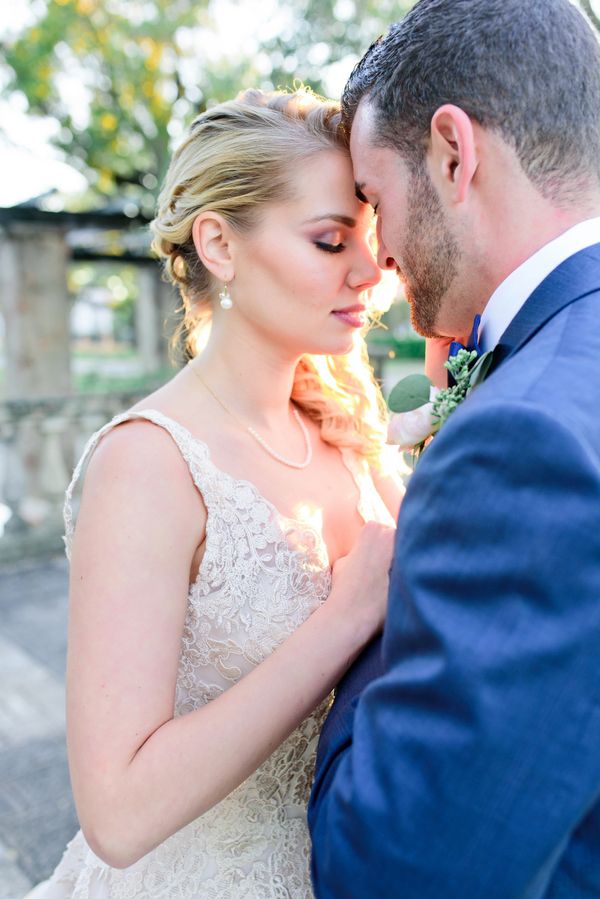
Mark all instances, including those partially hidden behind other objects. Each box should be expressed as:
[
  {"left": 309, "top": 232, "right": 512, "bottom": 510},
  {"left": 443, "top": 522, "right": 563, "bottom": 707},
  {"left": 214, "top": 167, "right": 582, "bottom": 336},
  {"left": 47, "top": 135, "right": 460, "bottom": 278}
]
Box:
[{"left": 308, "top": 1, "right": 600, "bottom": 896}]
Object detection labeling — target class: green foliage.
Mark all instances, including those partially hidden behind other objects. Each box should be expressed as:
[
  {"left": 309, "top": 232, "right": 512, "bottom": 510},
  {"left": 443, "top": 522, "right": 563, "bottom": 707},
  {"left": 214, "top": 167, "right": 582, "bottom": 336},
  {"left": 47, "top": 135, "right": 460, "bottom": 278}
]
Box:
[
  {"left": 69, "top": 261, "right": 138, "bottom": 342},
  {"left": 431, "top": 349, "right": 478, "bottom": 427},
  {"left": 75, "top": 364, "right": 173, "bottom": 394},
  {"left": 1, "top": 0, "right": 415, "bottom": 210},
  {"left": 388, "top": 373, "right": 431, "bottom": 413},
  {"left": 368, "top": 331, "right": 426, "bottom": 359},
  {"left": 261, "top": 0, "right": 414, "bottom": 96},
  {"left": 2, "top": 0, "right": 250, "bottom": 211}
]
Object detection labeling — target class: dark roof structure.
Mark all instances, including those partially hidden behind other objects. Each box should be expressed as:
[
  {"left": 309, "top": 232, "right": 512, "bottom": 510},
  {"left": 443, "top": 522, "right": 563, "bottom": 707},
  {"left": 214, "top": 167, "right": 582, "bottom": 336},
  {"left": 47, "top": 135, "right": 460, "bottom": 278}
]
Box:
[{"left": 0, "top": 196, "right": 156, "bottom": 264}]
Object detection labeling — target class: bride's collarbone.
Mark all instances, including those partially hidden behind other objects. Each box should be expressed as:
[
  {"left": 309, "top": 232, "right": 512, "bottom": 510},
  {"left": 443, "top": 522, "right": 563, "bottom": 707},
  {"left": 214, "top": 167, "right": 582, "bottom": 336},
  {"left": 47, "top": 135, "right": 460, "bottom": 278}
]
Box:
[{"left": 126, "top": 400, "right": 364, "bottom": 561}]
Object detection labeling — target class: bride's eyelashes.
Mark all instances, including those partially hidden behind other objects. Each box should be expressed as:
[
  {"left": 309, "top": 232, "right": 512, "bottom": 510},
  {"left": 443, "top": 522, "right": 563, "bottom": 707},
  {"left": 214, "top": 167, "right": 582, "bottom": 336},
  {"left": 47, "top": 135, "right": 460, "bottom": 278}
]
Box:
[
  {"left": 313, "top": 229, "right": 346, "bottom": 253},
  {"left": 314, "top": 240, "right": 346, "bottom": 254}
]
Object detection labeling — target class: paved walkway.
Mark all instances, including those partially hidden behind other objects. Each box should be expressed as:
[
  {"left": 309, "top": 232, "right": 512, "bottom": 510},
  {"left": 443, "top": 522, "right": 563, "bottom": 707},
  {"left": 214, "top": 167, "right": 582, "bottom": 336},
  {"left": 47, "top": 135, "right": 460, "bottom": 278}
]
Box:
[{"left": 0, "top": 556, "right": 77, "bottom": 899}]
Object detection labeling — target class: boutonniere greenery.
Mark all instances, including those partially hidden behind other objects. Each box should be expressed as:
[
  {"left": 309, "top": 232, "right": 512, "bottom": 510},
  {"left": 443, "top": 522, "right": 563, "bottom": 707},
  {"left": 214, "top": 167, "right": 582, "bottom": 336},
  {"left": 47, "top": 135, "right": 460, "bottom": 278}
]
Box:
[{"left": 387, "top": 347, "right": 494, "bottom": 464}]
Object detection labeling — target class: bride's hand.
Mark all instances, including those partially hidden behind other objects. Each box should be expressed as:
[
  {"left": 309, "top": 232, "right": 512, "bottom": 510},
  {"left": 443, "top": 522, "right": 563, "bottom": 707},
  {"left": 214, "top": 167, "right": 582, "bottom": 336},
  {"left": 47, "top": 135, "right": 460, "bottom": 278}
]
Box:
[{"left": 328, "top": 521, "right": 396, "bottom": 644}]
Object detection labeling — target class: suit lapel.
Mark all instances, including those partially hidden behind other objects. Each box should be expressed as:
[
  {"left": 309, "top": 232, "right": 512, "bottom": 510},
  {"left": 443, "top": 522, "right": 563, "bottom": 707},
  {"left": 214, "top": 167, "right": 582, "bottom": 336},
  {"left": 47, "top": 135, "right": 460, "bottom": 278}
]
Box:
[{"left": 488, "top": 242, "right": 600, "bottom": 375}]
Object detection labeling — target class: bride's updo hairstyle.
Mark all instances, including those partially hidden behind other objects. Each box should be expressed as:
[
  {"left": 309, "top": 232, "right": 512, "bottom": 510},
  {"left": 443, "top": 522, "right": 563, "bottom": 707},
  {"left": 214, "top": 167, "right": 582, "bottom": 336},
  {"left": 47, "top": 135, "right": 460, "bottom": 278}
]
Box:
[{"left": 151, "top": 88, "right": 392, "bottom": 469}]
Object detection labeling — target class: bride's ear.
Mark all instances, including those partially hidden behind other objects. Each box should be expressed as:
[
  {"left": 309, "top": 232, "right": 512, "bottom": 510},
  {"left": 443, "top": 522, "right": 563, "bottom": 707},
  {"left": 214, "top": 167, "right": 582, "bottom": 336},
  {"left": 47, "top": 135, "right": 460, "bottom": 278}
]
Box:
[
  {"left": 191, "top": 213, "right": 235, "bottom": 282},
  {"left": 428, "top": 104, "right": 478, "bottom": 205}
]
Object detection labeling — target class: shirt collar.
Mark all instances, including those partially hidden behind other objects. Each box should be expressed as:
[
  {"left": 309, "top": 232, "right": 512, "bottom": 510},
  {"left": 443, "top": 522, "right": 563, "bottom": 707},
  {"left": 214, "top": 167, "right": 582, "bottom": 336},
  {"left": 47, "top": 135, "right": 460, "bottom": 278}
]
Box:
[{"left": 478, "top": 216, "right": 600, "bottom": 353}]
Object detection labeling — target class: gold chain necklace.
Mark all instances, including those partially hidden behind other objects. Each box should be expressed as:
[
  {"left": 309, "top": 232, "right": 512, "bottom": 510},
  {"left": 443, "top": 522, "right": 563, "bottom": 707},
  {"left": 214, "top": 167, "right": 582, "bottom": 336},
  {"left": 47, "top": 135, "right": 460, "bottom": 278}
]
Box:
[{"left": 187, "top": 361, "right": 313, "bottom": 470}]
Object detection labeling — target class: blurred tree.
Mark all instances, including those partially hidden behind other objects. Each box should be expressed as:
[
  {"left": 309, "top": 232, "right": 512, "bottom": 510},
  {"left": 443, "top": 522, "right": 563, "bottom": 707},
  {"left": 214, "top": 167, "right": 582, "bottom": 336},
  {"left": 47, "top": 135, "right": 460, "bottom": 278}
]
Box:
[
  {"left": 1, "top": 0, "right": 267, "bottom": 212},
  {"left": 262, "top": 0, "right": 412, "bottom": 96},
  {"left": 0, "top": 0, "right": 413, "bottom": 211}
]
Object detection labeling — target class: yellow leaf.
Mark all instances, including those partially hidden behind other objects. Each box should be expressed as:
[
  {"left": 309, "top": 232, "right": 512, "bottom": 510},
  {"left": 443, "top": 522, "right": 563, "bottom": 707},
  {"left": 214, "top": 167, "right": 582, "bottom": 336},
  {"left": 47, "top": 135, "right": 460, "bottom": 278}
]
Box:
[
  {"left": 100, "top": 112, "right": 118, "bottom": 132},
  {"left": 97, "top": 171, "right": 114, "bottom": 192},
  {"left": 120, "top": 86, "right": 135, "bottom": 107},
  {"left": 76, "top": 0, "right": 97, "bottom": 13},
  {"left": 147, "top": 46, "right": 162, "bottom": 70}
]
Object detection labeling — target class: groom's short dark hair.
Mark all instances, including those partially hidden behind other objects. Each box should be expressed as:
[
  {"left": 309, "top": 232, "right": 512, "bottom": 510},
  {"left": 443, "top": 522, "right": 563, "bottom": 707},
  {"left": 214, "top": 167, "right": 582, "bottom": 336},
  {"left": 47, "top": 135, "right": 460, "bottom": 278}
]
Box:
[{"left": 342, "top": 0, "right": 600, "bottom": 198}]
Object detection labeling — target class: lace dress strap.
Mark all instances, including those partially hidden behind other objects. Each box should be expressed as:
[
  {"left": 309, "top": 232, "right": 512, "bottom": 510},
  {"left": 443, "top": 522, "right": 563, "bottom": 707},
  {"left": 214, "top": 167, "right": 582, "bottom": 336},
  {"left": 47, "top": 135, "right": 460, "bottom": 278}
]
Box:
[{"left": 63, "top": 408, "right": 211, "bottom": 559}]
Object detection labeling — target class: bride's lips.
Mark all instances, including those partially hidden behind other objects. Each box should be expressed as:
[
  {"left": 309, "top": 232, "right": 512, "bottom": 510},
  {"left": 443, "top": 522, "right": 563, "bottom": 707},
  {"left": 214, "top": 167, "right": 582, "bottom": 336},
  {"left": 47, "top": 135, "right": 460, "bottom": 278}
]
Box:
[{"left": 331, "top": 304, "right": 367, "bottom": 328}]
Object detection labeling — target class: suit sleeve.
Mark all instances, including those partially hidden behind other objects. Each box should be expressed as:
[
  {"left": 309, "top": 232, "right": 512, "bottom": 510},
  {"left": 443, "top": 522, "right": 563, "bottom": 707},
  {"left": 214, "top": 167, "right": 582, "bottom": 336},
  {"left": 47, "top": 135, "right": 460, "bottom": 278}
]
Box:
[{"left": 308, "top": 399, "right": 600, "bottom": 898}]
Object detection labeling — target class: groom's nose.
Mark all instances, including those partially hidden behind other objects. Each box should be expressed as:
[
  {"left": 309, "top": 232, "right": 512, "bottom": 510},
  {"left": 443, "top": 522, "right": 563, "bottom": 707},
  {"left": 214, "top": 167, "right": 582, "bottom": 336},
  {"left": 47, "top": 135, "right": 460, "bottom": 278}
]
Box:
[
  {"left": 375, "top": 218, "right": 398, "bottom": 271},
  {"left": 376, "top": 243, "right": 398, "bottom": 271}
]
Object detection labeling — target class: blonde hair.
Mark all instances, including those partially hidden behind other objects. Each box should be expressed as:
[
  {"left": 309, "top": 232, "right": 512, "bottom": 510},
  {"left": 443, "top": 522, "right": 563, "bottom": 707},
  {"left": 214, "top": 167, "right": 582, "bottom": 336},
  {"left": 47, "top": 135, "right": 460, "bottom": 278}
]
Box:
[{"left": 150, "top": 88, "right": 391, "bottom": 469}]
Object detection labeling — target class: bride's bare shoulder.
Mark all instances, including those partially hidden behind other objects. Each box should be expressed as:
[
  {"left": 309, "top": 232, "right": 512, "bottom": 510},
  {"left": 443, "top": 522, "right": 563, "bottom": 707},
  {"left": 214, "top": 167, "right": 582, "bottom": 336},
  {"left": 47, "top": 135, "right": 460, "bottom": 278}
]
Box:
[{"left": 81, "top": 414, "right": 206, "bottom": 524}]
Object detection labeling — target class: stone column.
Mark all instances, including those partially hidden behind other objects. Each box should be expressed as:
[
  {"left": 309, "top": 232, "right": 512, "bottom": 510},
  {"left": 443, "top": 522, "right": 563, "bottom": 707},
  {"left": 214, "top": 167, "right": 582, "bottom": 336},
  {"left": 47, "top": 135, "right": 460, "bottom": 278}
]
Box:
[
  {"left": 0, "top": 222, "right": 71, "bottom": 400},
  {"left": 0, "top": 221, "right": 71, "bottom": 549},
  {"left": 135, "top": 265, "right": 161, "bottom": 374}
]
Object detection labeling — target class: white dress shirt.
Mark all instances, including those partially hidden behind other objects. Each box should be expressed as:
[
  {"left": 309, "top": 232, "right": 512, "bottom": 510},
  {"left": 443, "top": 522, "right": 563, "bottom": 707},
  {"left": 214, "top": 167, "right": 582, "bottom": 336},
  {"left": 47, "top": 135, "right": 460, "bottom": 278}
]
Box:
[{"left": 478, "top": 216, "right": 600, "bottom": 353}]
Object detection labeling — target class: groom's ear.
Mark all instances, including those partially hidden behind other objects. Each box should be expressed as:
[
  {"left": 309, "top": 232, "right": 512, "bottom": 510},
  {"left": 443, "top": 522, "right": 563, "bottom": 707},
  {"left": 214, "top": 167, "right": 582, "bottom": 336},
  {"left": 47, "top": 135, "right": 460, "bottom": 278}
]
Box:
[{"left": 428, "top": 104, "right": 478, "bottom": 205}]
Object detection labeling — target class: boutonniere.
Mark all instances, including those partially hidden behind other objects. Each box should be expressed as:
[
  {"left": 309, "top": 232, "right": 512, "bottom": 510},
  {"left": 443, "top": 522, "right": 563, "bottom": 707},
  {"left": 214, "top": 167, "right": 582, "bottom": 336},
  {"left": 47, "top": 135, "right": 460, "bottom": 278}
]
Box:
[{"left": 387, "top": 347, "right": 494, "bottom": 464}]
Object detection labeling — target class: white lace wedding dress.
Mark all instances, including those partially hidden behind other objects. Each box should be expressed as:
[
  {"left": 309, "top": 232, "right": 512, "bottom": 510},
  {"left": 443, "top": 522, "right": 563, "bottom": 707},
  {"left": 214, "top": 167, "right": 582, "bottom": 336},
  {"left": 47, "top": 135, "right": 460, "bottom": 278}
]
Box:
[{"left": 26, "top": 409, "right": 395, "bottom": 899}]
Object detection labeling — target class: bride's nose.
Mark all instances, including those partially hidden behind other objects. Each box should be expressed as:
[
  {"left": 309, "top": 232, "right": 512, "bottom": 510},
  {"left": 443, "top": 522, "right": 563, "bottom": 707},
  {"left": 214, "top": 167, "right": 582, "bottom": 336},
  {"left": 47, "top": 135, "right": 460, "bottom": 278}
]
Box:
[{"left": 348, "top": 246, "right": 382, "bottom": 291}]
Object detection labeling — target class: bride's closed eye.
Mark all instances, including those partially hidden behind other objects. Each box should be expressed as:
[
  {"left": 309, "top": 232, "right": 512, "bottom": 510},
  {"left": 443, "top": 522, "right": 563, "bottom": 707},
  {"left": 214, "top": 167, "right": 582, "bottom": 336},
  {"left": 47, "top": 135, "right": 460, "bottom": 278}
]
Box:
[
  {"left": 314, "top": 229, "right": 346, "bottom": 254},
  {"left": 315, "top": 240, "right": 346, "bottom": 254}
]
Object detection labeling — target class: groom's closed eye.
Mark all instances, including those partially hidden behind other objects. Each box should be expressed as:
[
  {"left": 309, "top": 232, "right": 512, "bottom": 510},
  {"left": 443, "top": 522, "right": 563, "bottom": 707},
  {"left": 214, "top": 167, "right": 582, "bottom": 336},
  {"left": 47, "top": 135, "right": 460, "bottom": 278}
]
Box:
[{"left": 355, "top": 184, "right": 378, "bottom": 214}]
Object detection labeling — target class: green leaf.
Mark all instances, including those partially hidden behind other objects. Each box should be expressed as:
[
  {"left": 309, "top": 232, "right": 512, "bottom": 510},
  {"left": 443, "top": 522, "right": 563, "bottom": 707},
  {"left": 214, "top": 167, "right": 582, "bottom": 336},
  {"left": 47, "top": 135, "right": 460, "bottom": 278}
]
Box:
[
  {"left": 467, "top": 350, "right": 494, "bottom": 392},
  {"left": 388, "top": 374, "right": 432, "bottom": 413}
]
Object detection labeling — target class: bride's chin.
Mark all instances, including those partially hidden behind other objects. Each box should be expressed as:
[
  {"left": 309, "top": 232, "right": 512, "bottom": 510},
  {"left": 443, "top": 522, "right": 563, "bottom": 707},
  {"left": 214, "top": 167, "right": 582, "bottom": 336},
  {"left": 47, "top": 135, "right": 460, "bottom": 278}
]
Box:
[
  {"left": 320, "top": 337, "right": 357, "bottom": 356},
  {"left": 295, "top": 333, "right": 356, "bottom": 357}
]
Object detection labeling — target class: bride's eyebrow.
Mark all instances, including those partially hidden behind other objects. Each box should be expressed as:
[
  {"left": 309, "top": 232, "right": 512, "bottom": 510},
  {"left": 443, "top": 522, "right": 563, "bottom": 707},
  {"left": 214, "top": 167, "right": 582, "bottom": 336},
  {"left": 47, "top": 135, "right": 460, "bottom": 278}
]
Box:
[
  {"left": 304, "top": 214, "right": 357, "bottom": 227},
  {"left": 355, "top": 184, "right": 369, "bottom": 204}
]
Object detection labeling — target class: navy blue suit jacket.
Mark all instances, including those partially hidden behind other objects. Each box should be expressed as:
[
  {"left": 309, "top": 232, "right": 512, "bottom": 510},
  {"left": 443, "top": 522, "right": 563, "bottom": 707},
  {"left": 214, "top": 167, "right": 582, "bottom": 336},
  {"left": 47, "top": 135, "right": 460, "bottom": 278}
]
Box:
[{"left": 308, "top": 245, "right": 600, "bottom": 898}]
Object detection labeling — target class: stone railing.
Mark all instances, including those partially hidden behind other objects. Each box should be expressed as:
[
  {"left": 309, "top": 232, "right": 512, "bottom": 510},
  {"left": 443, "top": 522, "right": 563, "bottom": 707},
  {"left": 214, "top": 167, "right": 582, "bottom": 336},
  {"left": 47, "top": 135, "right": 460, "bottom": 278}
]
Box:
[
  {"left": 0, "top": 391, "right": 155, "bottom": 564},
  {"left": 0, "top": 343, "right": 423, "bottom": 565}
]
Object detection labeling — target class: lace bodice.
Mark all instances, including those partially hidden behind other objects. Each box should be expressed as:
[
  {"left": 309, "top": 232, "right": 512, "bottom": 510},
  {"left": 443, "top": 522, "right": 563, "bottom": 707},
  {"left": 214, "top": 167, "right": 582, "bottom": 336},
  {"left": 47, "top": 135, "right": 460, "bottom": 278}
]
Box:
[{"left": 45, "top": 409, "right": 396, "bottom": 899}]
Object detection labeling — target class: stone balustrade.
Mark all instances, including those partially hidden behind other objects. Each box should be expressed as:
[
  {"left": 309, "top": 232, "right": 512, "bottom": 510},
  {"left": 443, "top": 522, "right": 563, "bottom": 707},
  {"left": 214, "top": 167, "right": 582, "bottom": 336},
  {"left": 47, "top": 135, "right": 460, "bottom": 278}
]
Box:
[{"left": 0, "top": 390, "right": 158, "bottom": 564}]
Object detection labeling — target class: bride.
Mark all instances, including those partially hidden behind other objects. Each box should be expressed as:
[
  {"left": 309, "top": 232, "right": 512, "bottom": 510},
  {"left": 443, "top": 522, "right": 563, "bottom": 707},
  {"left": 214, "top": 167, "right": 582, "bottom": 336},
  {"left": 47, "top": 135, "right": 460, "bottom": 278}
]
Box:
[{"left": 25, "top": 88, "right": 403, "bottom": 898}]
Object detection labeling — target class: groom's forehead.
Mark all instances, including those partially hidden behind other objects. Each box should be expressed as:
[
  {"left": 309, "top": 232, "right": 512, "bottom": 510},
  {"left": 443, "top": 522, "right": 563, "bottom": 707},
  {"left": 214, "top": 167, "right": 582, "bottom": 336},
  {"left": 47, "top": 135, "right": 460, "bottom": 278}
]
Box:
[
  {"left": 349, "top": 102, "right": 379, "bottom": 180},
  {"left": 350, "top": 103, "right": 401, "bottom": 193},
  {"left": 349, "top": 99, "right": 377, "bottom": 152}
]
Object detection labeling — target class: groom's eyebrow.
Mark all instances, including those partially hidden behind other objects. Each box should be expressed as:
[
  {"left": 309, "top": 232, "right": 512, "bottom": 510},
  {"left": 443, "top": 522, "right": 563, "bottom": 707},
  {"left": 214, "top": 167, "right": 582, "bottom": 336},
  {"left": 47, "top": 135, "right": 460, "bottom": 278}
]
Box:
[{"left": 305, "top": 214, "right": 357, "bottom": 227}]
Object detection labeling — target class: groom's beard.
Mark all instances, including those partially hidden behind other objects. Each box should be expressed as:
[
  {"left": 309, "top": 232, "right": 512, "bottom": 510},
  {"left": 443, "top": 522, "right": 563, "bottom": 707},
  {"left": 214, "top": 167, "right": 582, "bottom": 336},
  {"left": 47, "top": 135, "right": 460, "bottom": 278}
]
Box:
[{"left": 401, "top": 167, "right": 461, "bottom": 338}]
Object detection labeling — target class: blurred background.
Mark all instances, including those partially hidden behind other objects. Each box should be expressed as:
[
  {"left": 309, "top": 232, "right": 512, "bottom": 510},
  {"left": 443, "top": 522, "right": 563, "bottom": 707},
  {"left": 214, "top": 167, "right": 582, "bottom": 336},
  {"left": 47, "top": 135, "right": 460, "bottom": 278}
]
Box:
[
  {"left": 0, "top": 0, "right": 425, "bottom": 565},
  {"left": 0, "top": 0, "right": 597, "bottom": 894}
]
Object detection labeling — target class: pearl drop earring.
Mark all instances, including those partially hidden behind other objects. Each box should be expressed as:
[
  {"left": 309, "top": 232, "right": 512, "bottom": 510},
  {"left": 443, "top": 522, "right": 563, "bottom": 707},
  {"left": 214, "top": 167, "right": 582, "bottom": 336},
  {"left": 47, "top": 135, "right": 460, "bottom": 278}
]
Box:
[{"left": 219, "top": 284, "right": 233, "bottom": 310}]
